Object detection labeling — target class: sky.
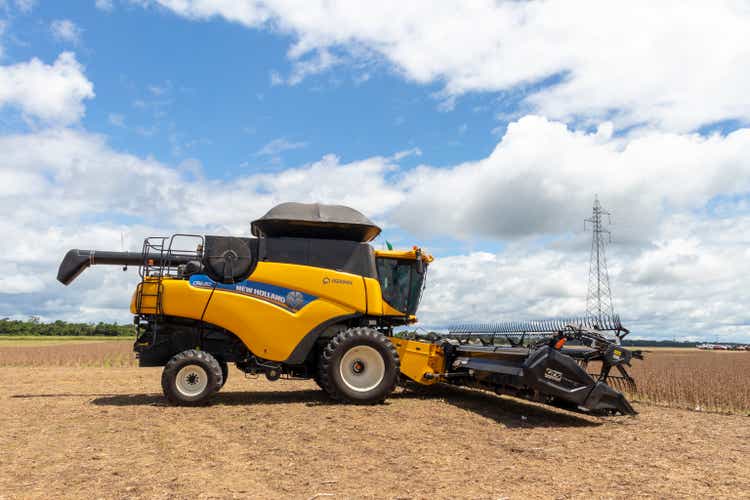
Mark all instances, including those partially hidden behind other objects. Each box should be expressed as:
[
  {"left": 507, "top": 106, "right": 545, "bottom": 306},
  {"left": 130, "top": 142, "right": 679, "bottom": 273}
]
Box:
[{"left": 0, "top": 0, "right": 749, "bottom": 341}]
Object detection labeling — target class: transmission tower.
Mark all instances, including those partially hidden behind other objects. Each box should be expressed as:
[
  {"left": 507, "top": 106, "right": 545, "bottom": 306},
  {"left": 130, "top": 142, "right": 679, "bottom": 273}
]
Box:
[{"left": 584, "top": 195, "right": 615, "bottom": 324}]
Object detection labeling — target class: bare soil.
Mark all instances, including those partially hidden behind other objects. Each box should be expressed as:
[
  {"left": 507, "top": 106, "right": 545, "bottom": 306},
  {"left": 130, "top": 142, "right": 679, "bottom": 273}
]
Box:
[{"left": 1, "top": 366, "right": 748, "bottom": 499}]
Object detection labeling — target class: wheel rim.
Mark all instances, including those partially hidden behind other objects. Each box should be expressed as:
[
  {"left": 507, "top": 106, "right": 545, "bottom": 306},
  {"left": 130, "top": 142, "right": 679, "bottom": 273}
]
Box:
[
  {"left": 175, "top": 365, "right": 208, "bottom": 397},
  {"left": 339, "top": 345, "right": 385, "bottom": 392}
]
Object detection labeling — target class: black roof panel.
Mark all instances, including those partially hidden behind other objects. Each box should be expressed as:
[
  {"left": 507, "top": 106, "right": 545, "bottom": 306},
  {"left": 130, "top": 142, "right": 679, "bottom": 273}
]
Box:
[{"left": 251, "top": 202, "right": 381, "bottom": 242}]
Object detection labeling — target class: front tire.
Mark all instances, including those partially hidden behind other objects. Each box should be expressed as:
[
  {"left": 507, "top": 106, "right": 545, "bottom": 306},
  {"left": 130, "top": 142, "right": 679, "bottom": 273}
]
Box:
[
  {"left": 161, "top": 350, "right": 223, "bottom": 406},
  {"left": 318, "top": 327, "right": 399, "bottom": 404}
]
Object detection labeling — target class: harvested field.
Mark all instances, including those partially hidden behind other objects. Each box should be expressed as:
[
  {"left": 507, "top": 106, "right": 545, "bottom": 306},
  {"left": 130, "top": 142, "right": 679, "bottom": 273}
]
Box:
[
  {"left": 1, "top": 366, "right": 749, "bottom": 499},
  {"left": 1, "top": 340, "right": 749, "bottom": 498},
  {"left": 0, "top": 336, "right": 134, "bottom": 346},
  {"left": 3, "top": 339, "right": 748, "bottom": 413},
  {"left": 0, "top": 340, "right": 135, "bottom": 367}
]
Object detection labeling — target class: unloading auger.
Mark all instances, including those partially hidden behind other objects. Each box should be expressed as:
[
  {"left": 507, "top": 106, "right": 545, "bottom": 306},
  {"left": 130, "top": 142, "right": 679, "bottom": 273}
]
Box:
[{"left": 57, "top": 202, "right": 642, "bottom": 415}]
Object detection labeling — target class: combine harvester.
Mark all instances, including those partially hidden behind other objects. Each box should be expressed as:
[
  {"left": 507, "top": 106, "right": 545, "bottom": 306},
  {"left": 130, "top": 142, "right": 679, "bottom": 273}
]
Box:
[{"left": 58, "top": 203, "right": 642, "bottom": 415}]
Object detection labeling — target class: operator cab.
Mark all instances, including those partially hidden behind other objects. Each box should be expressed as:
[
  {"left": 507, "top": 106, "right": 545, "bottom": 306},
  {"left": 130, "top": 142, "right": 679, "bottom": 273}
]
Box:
[{"left": 374, "top": 248, "right": 432, "bottom": 317}]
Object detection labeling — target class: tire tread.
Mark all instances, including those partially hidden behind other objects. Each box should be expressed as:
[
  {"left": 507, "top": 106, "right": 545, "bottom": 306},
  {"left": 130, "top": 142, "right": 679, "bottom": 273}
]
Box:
[
  {"left": 161, "top": 349, "right": 223, "bottom": 406},
  {"left": 318, "top": 327, "right": 400, "bottom": 404}
]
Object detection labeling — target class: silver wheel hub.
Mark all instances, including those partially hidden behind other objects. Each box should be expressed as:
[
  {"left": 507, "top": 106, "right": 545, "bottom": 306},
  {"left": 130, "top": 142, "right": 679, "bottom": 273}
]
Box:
[
  {"left": 339, "top": 345, "right": 385, "bottom": 392},
  {"left": 175, "top": 365, "right": 208, "bottom": 397}
]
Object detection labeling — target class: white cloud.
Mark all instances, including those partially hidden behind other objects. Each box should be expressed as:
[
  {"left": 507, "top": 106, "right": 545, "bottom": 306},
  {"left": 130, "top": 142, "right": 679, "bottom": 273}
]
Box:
[
  {"left": 286, "top": 49, "right": 340, "bottom": 86},
  {"left": 0, "top": 1, "right": 744, "bottom": 340},
  {"left": 0, "top": 264, "right": 44, "bottom": 294},
  {"left": 51, "top": 19, "right": 82, "bottom": 45},
  {"left": 181, "top": 153, "right": 404, "bottom": 231},
  {"left": 269, "top": 70, "right": 284, "bottom": 86},
  {"left": 255, "top": 137, "right": 307, "bottom": 159},
  {"left": 107, "top": 112, "right": 125, "bottom": 127},
  {"left": 394, "top": 115, "right": 750, "bottom": 243},
  {"left": 390, "top": 147, "right": 421, "bottom": 161},
  {"left": 14, "top": 0, "right": 35, "bottom": 13},
  {"left": 269, "top": 49, "right": 340, "bottom": 85},
  {"left": 0, "top": 128, "right": 405, "bottom": 323},
  {"left": 0, "top": 52, "right": 94, "bottom": 125},
  {"left": 0, "top": 128, "right": 402, "bottom": 238},
  {"left": 0, "top": 40, "right": 746, "bottom": 341},
  {"left": 419, "top": 212, "right": 750, "bottom": 341},
  {"left": 2, "top": 116, "right": 750, "bottom": 340},
  {"left": 95, "top": 0, "right": 114, "bottom": 12},
  {"left": 146, "top": 0, "right": 750, "bottom": 132},
  {"left": 147, "top": 81, "right": 171, "bottom": 96}
]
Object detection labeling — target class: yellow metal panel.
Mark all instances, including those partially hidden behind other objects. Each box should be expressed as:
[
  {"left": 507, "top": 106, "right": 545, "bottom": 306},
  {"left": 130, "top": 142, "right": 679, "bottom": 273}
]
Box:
[
  {"left": 156, "top": 279, "right": 357, "bottom": 361},
  {"left": 251, "top": 262, "right": 368, "bottom": 312},
  {"left": 375, "top": 248, "right": 434, "bottom": 263},
  {"left": 130, "top": 262, "right": 374, "bottom": 362},
  {"left": 363, "top": 277, "right": 382, "bottom": 315},
  {"left": 382, "top": 301, "right": 407, "bottom": 317},
  {"left": 388, "top": 337, "right": 444, "bottom": 385},
  {"left": 130, "top": 279, "right": 159, "bottom": 314}
]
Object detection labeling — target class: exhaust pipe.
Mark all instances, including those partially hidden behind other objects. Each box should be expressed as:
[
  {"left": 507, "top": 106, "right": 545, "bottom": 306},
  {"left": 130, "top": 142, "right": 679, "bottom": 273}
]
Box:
[{"left": 57, "top": 249, "right": 194, "bottom": 285}]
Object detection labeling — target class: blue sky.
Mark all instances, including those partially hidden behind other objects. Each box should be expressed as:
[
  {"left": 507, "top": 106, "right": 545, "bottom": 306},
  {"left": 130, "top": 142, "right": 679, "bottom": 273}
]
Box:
[
  {"left": 1, "top": 1, "right": 749, "bottom": 341},
  {"left": 4, "top": 2, "right": 503, "bottom": 173}
]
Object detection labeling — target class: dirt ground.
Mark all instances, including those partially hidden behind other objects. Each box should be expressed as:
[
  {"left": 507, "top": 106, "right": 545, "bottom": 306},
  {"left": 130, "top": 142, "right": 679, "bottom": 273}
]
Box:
[{"left": 1, "top": 367, "right": 748, "bottom": 499}]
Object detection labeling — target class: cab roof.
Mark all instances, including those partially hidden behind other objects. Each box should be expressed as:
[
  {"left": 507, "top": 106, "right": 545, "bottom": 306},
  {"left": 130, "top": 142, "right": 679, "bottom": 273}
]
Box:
[{"left": 251, "top": 202, "right": 382, "bottom": 242}]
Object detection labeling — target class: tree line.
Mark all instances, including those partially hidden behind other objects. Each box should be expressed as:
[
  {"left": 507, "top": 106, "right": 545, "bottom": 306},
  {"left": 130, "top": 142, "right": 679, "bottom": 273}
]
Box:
[{"left": 0, "top": 317, "right": 133, "bottom": 337}]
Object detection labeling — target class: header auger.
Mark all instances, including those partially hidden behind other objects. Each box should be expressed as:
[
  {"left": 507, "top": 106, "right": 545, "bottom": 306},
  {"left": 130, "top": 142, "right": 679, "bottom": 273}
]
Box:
[{"left": 58, "top": 202, "right": 641, "bottom": 415}]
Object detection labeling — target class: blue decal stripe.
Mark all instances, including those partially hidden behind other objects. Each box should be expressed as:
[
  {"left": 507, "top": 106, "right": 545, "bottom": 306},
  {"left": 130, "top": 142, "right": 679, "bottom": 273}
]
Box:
[{"left": 188, "top": 275, "right": 316, "bottom": 312}]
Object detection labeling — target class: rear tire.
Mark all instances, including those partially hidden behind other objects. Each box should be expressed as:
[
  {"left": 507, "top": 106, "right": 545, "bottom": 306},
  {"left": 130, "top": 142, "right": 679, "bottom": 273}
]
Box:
[
  {"left": 318, "top": 327, "right": 399, "bottom": 404},
  {"left": 161, "top": 350, "right": 223, "bottom": 406},
  {"left": 312, "top": 373, "right": 324, "bottom": 390}
]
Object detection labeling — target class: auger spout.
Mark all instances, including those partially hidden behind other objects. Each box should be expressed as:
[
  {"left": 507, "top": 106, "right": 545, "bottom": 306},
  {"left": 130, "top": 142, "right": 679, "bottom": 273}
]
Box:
[{"left": 57, "top": 249, "right": 194, "bottom": 285}]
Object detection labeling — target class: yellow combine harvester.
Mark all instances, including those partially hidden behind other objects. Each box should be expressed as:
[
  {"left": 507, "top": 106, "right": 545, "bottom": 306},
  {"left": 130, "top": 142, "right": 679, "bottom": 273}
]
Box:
[{"left": 58, "top": 202, "right": 640, "bottom": 415}]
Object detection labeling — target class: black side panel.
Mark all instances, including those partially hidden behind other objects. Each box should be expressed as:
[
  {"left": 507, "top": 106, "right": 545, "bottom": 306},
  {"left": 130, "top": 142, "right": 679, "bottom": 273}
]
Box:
[
  {"left": 261, "top": 237, "right": 377, "bottom": 278},
  {"left": 253, "top": 219, "right": 380, "bottom": 242},
  {"left": 454, "top": 356, "right": 524, "bottom": 377},
  {"left": 522, "top": 346, "right": 596, "bottom": 406},
  {"left": 582, "top": 381, "right": 637, "bottom": 415},
  {"left": 135, "top": 317, "right": 247, "bottom": 366}
]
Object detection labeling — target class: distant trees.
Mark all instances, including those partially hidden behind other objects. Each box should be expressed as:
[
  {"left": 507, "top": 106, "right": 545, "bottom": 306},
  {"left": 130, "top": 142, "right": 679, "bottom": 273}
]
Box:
[{"left": 0, "top": 318, "right": 133, "bottom": 336}]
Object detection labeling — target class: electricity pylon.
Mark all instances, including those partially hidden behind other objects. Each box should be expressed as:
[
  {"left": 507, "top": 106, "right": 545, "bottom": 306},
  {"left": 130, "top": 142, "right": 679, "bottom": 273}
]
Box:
[{"left": 584, "top": 195, "right": 615, "bottom": 324}]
